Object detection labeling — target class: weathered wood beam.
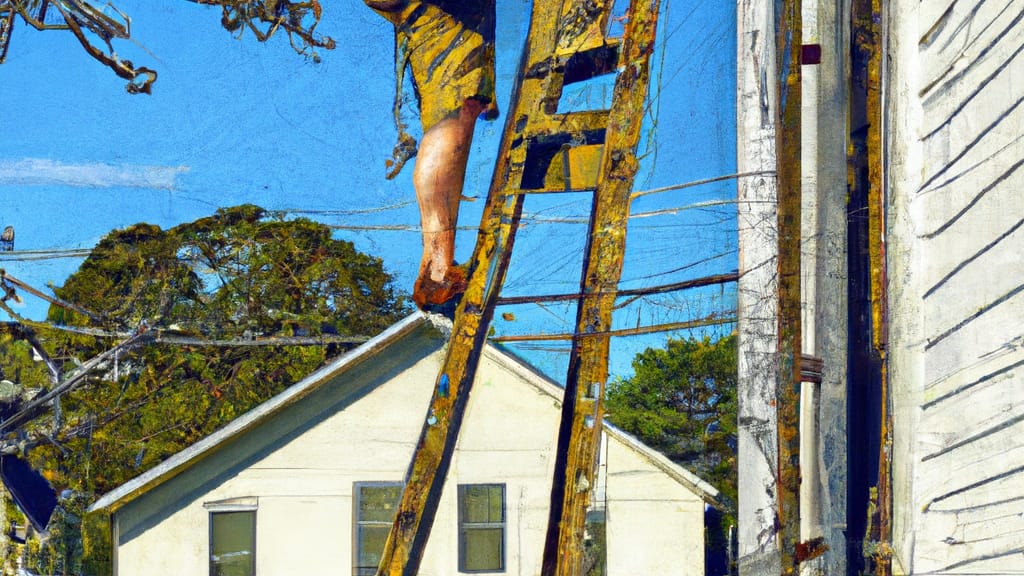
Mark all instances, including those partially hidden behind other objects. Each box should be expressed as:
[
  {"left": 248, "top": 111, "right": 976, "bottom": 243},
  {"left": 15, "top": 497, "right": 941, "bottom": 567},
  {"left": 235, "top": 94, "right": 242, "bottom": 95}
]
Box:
[
  {"left": 540, "top": 1, "right": 660, "bottom": 574},
  {"left": 850, "top": 0, "right": 891, "bottom": 573},
  {"left": 736, "top": 0, "right": 782, "bottom": 569},
  {"left": 736, "top": 0, "right": 803, "bottom": 573},
  {"left": 775, "top": 0, "right": 803, "bottom": 574},
  {"left": 374, "top": 1, "right": 567, "bottom": 573},
  {"left": 798, "top": 0, "right": 850, "bottom": 573}
]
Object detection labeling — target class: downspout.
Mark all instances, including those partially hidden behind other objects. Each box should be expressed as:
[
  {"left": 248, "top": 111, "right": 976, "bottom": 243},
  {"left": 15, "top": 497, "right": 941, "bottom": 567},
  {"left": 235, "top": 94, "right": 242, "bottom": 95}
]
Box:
[{"left": 798, "top": 0, "right": 824, "bottom": 569}]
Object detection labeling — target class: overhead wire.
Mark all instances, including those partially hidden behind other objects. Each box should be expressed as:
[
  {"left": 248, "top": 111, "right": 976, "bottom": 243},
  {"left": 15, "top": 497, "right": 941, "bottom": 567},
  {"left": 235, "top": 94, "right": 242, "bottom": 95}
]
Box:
[
  {"left": 1, "top": 271, "right": 106, "bottom": 323},
  {"left": 0, "top": 329, "right": 151, "bottom": 437},
  {"left": 0, "top": 161, "right": 745, "bottom": 441},
  {"left": 0, "top": 272, "right": 374, "bottom": 347},
  {"left": 489, "top": 311, "right": 736, "bottom": 342},
  {"left": 0, "top": 172, "right": 754, "bottom": 260}
]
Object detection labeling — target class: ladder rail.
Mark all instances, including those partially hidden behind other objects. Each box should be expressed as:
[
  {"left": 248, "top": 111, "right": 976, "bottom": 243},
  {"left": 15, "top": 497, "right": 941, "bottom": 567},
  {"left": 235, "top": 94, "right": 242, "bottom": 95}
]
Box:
[
  {"left": 377, "top": 1, "right": 662, "bottom": 574},
  {"left": 541, "top": 1, "right": 662, "bottom": 574},
  {"left": 374, "top": 1, "right": 573, "bottom": 573}
]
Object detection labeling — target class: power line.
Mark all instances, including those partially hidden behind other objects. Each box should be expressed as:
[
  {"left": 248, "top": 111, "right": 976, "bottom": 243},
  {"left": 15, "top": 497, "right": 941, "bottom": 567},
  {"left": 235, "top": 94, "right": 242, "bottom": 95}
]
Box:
[
  {"left": 0, "top": 275, "right": 372, "bottom": 348},
  {"left": 495, "top": 272, "right": 738, "bottom": 306},
  {"left": 0, "top": 175, "right": 750, "bottom": 256},
  {"left": 0, "top": 330, "right": 151, "bottom": 437},
  {"left": 276, "top": 201, "right": 417, "bottom": 215},
  {"left": 489, "top": 312, "right": 736, "bottom": 342},
  {"left": 630, "top": 170, "right": 776, "bottom": 200},
  {"left": 2, "top": 320, "right": 370, "bottom": 347},
  {"left": 2, "top": 271, "right": 106, "bottom": 323}
]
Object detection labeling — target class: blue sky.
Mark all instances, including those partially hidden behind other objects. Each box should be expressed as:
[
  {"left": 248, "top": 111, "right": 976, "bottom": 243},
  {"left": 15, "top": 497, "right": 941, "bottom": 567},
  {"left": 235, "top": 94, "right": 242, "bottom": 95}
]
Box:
[{"left": 0, "top": 0, "right": 736, "bottom": 379}]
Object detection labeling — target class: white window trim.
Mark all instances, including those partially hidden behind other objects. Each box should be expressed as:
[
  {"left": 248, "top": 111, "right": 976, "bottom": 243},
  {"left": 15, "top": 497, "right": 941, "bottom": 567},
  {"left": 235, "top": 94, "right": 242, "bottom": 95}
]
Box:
[
  {"left": 204, "top": 496, "right": 259, "bottom": 512},
  {"left": 208, "top": 499, "right": 257, "bottom": 576}
]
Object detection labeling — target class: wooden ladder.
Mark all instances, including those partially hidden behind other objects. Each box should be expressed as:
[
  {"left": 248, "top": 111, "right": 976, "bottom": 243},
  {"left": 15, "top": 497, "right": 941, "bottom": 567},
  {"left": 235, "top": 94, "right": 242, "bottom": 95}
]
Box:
[{"left": 376, "top": 1, "right": 662, "bottom": 574}]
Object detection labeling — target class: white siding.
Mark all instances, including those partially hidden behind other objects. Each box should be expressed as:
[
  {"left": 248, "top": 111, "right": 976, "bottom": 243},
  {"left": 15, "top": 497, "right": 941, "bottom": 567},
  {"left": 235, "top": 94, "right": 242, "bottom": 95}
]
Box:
[
  {"left": 110, "top": 325, "right": 710, "bottom": 576},
  {"left": 605, "top": 436, "right": 706, "bottom": 576},
  {"left": 887, "top": 1, "right": 1024, "bottom": 573}
]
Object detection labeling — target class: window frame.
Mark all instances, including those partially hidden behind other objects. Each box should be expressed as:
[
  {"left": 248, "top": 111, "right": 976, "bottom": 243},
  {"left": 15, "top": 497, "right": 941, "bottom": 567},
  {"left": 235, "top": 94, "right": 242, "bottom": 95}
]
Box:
[
  {"left": 353, "top": 481, "right": 405, "bottom": 576},
  {"left": 457, "top": 483, "right": 507, "bottom": 573},
  {"left": 206, "top": 503, "right": 257, "bottom": 576}
]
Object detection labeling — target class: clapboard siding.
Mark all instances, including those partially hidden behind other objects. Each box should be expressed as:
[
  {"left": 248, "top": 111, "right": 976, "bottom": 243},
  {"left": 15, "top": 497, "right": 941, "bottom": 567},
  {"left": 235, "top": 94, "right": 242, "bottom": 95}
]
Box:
[{"left": 889, "top": 1, "right": 1024, "bottom": 573}]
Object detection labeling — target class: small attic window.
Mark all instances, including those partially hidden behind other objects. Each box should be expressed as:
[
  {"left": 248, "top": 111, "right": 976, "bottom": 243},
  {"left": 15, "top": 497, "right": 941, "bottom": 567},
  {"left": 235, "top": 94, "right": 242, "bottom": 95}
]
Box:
[
  {"left": 209, "top": 510, "right": 256, "bottom": 576},
  {"left": 206, "top": 497, "right": 257, "bottom": 576}
]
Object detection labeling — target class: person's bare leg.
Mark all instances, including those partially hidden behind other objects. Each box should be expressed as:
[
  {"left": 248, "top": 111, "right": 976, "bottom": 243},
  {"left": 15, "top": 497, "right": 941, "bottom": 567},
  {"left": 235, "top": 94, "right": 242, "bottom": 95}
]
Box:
[{"left": 412, "top": 99, "right": 484, "bottom": 305}]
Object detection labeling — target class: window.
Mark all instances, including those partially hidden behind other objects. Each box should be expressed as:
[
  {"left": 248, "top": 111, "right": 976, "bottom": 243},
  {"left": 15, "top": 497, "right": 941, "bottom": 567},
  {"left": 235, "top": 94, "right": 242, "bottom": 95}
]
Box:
[
  {"left": 354, "top": 482, "right": 403, "bottom": 576},
  {"left": 209, "top": 510, "right": 256, "bottom": 576},
  {"left": 458, "top": 484, "right": 506, "bottom": 573}
]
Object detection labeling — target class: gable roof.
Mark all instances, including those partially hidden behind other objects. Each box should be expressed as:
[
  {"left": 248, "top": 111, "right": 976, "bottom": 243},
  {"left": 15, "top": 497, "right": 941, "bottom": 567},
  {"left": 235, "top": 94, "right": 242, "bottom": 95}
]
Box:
[{"left": 90, "top": 312, "right": 719, "bottom": 512}]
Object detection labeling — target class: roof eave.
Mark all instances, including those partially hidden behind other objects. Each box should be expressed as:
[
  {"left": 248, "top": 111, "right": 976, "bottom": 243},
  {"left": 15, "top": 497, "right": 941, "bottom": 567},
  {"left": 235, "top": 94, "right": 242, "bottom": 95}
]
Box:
[{"left": 89, "top": 312, "right": 427, "bottom": 513}]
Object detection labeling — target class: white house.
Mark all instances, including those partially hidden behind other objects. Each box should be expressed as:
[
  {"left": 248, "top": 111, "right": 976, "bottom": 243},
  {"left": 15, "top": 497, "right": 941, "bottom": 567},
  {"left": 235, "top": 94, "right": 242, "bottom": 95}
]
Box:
[{"left": 90, "top": 313, "right": 720, "bottom": 576}]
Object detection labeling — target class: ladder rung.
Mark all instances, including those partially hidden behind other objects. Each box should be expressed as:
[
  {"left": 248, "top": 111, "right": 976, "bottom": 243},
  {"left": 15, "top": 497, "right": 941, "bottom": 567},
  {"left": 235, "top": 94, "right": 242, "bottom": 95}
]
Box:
[
  {"left": 528, "top": 110, "right": 610, "bottom": 139},
  {"left": 511, "top": 186, "right": 593, "bottom": 195},
  {"left": 520, "top": 110, "right": 610, "bottom": 190},
  {"left": 554, "top": 0, "right": 616, "bottom": 58}
]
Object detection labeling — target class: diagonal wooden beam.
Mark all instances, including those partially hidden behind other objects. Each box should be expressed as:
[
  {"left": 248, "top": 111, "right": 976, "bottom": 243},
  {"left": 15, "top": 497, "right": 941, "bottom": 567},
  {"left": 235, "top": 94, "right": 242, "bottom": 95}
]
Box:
[
  {"left": 540, "top": 1, "right": 662, "bottom": 574},
  {"left": 374, "top": 1, "right": 572, "bottom": 574}
]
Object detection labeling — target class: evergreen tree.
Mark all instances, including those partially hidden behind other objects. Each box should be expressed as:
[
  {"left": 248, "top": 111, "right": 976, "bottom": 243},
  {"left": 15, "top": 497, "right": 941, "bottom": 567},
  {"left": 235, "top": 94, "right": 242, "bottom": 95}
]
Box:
[
  {"left": 604, "top": 333, "right": 737, "bottom": 574},
  {"left": 0, "top": 205, "right": 406, "bottom": 573},
  {"left": 31, "top": 205, "right": 406, "bottom": 492}
]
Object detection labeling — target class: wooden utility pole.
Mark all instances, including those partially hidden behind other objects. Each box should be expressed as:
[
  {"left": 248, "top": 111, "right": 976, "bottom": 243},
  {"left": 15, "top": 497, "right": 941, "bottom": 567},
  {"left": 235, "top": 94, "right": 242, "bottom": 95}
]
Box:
[
  {"left": 737, "top": 0, "right": 783, "bottom": 569},
  {"left": 850, "top": 0, "right": 890, "bottom": 573},
  {"left": 775, "top": 0, "right": 804, "bottom": 573},
  {"left": 737, "top": 0, "right": 802, "bottom": 574}
]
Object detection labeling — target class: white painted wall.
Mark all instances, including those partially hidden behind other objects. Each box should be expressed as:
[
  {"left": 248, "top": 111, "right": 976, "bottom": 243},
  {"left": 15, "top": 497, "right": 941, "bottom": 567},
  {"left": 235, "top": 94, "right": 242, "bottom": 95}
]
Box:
[
  {"left": 605, "top": 435, "right": 706, "bottom": 575},
  {"left": 735, "top": 0, "right": 783, "bottom": 573},
  {"left": 886, "top": 1, "right": 1024, "bottom": 573},
  {"left": 110, "top": 326, "right": 711, "bottom": 576}
]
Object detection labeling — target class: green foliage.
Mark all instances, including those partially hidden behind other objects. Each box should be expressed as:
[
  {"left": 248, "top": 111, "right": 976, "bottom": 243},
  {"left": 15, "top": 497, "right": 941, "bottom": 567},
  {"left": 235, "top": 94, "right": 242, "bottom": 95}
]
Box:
[
  {"left": 604, "top": 333, "right": 737, "bottom": 573},
  {"left": 0, "top": 328, "right": 52, "bottom": 391},
  {"left": 81, "top": 511, "right": 112, "bottom": 576},
  {"left": 32, "top": 205, "right": 406, "bottom": 494},
  {"left": 0, "top": 205, "right": 407, "bottom": 573},
  {"left": 2, "top": 492, "right": 27, "bottom": 573},
  {"left": 49, "top": 204, "right": 404, "bottom": 339},
  {"left": 605, "top": 334, "right": 737, "bottom": 495},
  {"left": 25, "top": 502, "right": 84, "bottom": 576}
]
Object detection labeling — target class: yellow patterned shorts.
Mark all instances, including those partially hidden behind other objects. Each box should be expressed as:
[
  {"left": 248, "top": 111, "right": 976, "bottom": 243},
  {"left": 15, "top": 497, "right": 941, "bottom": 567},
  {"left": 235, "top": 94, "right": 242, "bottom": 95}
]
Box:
[{"left": 369, "top": 1, "right": 498, "bottom": 131}]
